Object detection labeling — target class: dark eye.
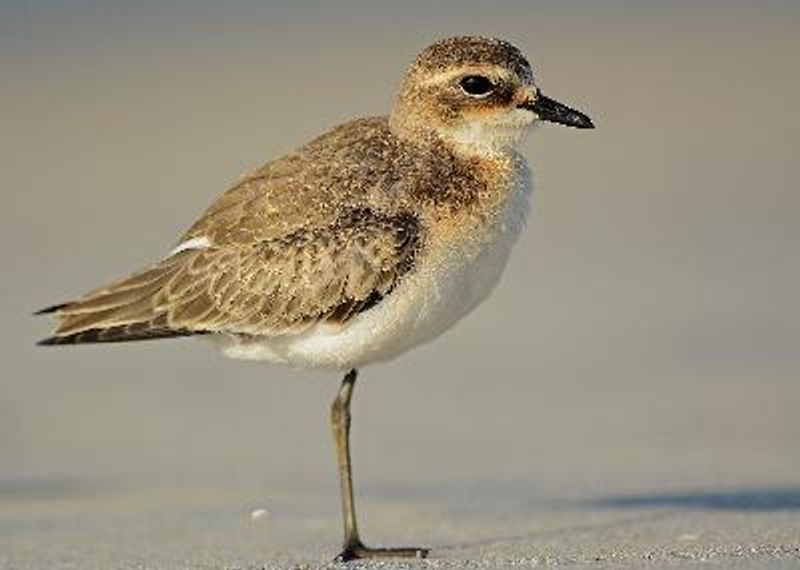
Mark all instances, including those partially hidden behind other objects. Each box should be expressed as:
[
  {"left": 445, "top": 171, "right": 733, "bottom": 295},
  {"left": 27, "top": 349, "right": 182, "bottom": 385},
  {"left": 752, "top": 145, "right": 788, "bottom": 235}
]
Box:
[{"left": 459, "top": 75, "right": 494, "bottom": 97}]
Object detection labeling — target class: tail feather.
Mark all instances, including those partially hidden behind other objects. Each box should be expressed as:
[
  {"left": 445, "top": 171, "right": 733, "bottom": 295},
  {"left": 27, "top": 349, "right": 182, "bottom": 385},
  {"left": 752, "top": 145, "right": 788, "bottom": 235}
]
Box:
[
  {"left": 36, "top": 253, "right": 205, "bottom": 346},
  {"left": 38, "top": 318, "right": 205, "bottom": 346},
  {"left": 35, "top": 303, "right": 72, "bottom": 315},
  {"left": 49, "top": 279, "right": 164, "bottom": 316}
]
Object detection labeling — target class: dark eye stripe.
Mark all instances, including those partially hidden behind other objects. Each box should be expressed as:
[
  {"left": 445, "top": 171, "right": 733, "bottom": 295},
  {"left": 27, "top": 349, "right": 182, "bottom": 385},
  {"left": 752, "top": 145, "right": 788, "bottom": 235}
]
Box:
[{"left": 459, "top": 75, "right": 494, "bottom": 97}]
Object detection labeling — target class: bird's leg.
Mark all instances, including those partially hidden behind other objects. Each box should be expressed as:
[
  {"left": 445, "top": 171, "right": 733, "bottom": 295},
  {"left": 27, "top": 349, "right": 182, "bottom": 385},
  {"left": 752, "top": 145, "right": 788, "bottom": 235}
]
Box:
[{"left": 330, "top": 369, "right": 429, "bottom": 562}]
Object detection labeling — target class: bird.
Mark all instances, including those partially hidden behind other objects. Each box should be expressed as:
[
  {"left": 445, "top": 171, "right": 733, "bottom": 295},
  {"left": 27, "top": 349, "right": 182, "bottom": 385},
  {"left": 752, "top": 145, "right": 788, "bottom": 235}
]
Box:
[{"left": 37, "top": 35, "right": 593, "bottom": 561}]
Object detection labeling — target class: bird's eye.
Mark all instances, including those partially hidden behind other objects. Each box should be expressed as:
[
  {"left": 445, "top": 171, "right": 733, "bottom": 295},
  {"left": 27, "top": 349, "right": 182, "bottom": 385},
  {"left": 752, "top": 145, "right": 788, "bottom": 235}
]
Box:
[{"left": 459, "top": 75, "right": 494, "bottom": 97}]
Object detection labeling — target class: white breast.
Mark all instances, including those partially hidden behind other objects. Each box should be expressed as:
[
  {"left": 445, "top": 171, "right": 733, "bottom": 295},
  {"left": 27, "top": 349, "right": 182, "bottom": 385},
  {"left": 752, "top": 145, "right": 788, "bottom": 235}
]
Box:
[{"left": 218, "top": 158, "right": 533, "bottom": 371}]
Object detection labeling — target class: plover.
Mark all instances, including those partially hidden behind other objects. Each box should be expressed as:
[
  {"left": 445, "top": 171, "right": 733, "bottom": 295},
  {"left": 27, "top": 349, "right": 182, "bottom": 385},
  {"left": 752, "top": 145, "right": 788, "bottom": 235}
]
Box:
[{"left": 38, "top": 36, "right": 593, "bottom": 561}]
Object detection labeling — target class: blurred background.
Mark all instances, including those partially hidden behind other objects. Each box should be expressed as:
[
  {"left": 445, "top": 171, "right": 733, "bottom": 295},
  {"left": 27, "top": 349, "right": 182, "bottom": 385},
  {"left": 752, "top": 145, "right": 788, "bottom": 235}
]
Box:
[{"left": 1, "top": 0, "right": 799, "bottom": 567}]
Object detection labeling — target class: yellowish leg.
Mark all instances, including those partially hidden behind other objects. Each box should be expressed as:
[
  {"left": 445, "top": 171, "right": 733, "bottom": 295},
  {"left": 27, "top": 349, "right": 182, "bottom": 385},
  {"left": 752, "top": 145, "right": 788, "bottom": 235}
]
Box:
[{"left": 330, "top": 369, "right": 430, "bottom": 562}]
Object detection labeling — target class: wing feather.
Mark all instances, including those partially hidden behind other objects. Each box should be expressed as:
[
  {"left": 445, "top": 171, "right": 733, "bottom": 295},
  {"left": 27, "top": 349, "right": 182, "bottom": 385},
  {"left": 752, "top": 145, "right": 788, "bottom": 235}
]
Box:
[
  {"left": 38, "top": 209, "right": 421, "bottom": 344},
  {"left": 37, "top": 118, "right": 430, "bottom": 345}
]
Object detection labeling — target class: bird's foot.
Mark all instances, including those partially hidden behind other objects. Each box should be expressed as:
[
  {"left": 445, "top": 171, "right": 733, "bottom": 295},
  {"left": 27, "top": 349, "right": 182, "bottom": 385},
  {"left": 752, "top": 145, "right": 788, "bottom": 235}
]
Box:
[{"left": 334, "top": 540, "right": 429, "bottom": 562}]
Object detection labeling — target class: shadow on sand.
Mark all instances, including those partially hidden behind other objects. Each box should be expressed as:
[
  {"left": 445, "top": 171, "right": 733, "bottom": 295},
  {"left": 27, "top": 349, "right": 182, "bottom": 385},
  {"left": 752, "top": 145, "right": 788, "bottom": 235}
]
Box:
[
  {"left": 591, "top": 486, "right": 800, "bottom": 511},
  {"left": 438, "top": 485, "right": 800, "bottom": 552},
  {"left": 0, "top": 477, "right": 103, "bottom": 502}
]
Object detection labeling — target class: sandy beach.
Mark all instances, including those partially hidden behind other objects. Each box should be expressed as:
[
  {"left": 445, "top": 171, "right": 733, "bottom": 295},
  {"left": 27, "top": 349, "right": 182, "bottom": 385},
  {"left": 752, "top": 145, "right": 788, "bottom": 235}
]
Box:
[{"left": 2, "top": 1, "right": 799, "bottom": 568}]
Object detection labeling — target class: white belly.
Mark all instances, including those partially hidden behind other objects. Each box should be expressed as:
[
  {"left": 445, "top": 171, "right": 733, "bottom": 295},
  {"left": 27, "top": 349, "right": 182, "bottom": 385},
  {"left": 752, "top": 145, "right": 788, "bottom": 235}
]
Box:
[{"left": 217, "top": 165, "right": 532, "bottom": 370}]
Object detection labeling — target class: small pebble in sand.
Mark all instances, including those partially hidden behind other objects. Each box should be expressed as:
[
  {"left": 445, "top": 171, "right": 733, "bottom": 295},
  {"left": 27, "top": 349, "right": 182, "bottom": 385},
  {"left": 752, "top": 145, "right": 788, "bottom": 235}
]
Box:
[{"left": 249, "top": 508, "right": 271, "bottom": 521}]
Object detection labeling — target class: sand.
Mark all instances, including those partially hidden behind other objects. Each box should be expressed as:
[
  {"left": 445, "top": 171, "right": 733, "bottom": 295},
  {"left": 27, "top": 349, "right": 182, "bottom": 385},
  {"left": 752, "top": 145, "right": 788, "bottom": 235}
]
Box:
[{"left": 2, "top": 1, "right": 799, "bottom": 568}]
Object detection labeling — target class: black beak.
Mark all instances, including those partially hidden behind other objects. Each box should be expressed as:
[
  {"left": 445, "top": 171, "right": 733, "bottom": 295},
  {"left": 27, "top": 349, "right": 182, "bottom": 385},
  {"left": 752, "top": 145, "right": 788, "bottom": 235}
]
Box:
[{"left": 520, "top": 93, "right": 594, "bottom": 129}]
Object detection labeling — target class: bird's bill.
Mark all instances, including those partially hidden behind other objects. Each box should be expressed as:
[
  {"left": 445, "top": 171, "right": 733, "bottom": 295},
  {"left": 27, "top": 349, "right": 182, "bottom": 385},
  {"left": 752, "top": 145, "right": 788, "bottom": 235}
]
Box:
[{"left": 521, "top": 94, "right": 594, "bottom": 129}]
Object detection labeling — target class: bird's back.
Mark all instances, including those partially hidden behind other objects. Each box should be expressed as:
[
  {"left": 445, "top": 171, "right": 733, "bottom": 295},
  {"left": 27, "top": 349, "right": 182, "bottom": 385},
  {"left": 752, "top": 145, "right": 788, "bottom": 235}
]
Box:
[{"left": 38, "top": 115, "right": 520, "bottom": 350}]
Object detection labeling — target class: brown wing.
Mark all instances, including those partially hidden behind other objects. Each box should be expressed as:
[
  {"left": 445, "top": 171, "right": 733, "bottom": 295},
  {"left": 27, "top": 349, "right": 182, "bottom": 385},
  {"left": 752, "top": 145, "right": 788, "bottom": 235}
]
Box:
[
  {"left": 181, "top": 117, "right": 397, "bottom": 247},
  {"left": 38, "top": 209, "right": 420, "bottom": 345}
]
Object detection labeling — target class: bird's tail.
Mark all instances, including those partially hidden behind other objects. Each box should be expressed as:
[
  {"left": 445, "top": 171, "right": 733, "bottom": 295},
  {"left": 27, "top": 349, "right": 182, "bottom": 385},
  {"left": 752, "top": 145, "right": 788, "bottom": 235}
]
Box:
[{"left": 36, "top": 253, "right": 205, "bottom": 346}]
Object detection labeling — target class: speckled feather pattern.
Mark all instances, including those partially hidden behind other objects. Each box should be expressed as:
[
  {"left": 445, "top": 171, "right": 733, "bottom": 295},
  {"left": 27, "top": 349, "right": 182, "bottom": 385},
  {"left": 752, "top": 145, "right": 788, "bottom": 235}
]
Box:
[
  {"left": 182, "top": 117, "right": 497, "bottom": 246},
  {"left": 39, "top": 35, "right": 541, "bottom": 368},
  {"left": 43, "top": 116, "right": 512, "bottom": 340},
  {"left": 408, "top": 36, "right": 533, "bottom": 84}
]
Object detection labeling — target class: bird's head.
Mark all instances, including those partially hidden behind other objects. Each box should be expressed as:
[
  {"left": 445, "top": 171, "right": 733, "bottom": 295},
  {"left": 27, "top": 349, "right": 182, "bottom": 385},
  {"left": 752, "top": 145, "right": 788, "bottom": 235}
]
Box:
[{"left": 390, "top": 36, "right": 593, "bottom": 156}]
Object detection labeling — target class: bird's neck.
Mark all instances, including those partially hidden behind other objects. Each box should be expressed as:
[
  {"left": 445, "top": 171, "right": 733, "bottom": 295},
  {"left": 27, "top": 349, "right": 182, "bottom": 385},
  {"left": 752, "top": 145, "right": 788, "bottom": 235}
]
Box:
[
  {"left": 391, "top": 134, "right": 518, "bottom": 226},
  {"left": 390, "top": 113, "right": 524, "bottom": 161}
]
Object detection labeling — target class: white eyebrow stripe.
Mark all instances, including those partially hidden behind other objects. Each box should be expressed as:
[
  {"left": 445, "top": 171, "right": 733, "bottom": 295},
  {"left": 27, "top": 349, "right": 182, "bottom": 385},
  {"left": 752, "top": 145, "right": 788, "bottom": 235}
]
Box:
[
  {"left": 416, "top": 66, "right": 512, "bottom": 88},
  {"left": 417, "top": 68, "right": 482, "bottom": 87},
  {"left": 168, "top": 236, "right": 211, "bottom": 256}
]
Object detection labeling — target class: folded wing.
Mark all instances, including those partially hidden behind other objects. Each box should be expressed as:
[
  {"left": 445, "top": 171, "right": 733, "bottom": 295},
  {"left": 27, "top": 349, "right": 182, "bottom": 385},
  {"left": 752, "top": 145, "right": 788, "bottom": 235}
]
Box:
[{"left": 38, "top": 209, "right": 420, "bottom": 345}]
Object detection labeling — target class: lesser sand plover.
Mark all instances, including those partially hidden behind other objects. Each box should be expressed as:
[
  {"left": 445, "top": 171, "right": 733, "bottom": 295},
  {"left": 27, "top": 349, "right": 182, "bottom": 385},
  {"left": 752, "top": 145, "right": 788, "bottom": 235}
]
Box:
[{"left": 38, "top": 36, "right": 593, "bottom": 560}]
